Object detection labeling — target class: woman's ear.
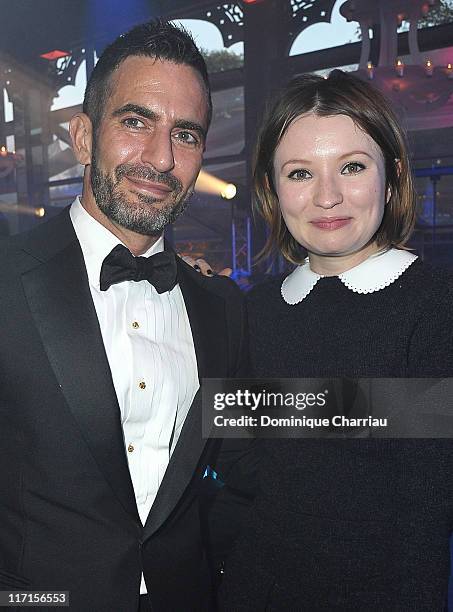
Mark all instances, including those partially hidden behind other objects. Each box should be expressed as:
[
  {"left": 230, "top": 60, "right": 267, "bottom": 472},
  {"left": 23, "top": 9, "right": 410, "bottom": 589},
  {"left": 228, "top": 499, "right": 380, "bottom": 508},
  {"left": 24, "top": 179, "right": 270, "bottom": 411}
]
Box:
[
  {"left": 386, "top": 159, "right": 401, "bottom": 204},
  {"left": 69, "top": 113, "right": 93, "bottom": 166},
  {"left": 265, "top": 171, "right": 277, "bottom": 195}
]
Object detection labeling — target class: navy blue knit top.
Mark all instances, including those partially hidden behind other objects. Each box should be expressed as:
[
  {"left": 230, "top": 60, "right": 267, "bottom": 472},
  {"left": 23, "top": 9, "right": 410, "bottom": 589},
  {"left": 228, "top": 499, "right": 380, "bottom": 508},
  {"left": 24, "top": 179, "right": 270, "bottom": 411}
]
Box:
[{"left": 220, "top": 259, "right": 453, "bottom": 611}]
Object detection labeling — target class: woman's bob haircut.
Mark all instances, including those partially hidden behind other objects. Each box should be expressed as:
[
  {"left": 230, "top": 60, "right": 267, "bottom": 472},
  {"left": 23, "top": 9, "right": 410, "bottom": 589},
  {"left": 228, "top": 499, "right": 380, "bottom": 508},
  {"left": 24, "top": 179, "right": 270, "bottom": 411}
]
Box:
[{"left": 254, "top": 70, "right": 416, "bottom": 264}]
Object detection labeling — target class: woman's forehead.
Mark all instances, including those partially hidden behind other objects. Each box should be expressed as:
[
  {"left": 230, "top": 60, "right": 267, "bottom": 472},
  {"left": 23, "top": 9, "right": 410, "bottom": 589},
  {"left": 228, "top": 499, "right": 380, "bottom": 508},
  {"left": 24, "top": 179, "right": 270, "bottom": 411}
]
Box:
[{"left": 275, "top": 113, "right": 383, "bottom": 161}]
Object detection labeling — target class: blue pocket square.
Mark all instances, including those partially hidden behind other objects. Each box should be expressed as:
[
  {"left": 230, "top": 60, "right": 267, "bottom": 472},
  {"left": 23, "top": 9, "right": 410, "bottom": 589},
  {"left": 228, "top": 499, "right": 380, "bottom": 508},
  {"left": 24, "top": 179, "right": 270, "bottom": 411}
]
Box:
[{"left": 203, "top": 465, "right": 225, "bottom": 487}]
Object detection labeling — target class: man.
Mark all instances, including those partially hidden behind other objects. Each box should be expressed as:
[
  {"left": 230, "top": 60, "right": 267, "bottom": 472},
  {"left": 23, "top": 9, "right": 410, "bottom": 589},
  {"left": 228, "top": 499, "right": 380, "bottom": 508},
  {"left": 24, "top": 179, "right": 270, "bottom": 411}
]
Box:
[{"left": 0, "top": 20, "right": 253, "bottom": 612}]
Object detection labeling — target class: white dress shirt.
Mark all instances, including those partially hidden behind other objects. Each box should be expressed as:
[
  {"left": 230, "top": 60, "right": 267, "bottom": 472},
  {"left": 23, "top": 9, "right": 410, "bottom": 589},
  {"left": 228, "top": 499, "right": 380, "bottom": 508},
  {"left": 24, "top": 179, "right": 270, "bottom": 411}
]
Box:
[{"left": 70, "top": 197, "right": 199, "bottom": 594}]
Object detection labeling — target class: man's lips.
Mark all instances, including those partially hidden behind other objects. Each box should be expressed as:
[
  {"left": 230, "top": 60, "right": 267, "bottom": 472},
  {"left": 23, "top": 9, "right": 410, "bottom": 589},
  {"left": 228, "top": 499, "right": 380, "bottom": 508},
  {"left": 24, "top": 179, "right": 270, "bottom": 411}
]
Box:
[
  {"left": 310, "top": 217, "right": 351, "bottom": 230},
  {"left": 125, "top": 176, "right": 173, "bottom": 197}
]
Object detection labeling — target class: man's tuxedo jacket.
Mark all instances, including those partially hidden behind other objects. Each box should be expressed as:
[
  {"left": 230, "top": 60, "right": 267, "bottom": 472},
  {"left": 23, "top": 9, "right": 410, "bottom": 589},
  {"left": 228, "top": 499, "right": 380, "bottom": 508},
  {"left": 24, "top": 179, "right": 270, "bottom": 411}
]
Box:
[{"left": 0, "top": 208, "right": 253, "bottom": 611}]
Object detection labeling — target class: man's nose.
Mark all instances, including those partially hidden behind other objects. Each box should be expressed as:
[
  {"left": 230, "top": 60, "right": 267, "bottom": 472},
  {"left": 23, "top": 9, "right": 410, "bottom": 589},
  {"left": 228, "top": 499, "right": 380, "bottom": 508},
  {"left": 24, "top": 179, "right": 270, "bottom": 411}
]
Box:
[
  {"left": 141, "top": 130, "right": 175, "bottom": 173},
  {"left": 313, "top": 176, "right": 343, "bottom": 209}
]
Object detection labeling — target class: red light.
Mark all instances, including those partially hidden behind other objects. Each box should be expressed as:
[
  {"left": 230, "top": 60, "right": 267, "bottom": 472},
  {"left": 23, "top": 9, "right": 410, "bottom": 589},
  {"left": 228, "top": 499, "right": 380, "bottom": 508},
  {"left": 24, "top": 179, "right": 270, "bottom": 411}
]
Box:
[
  {"left": 40, "top": 50, "right": 70, "bottom": 61},
  {"left": 243, "top": 0, "right": 265, "bottom": 4}
]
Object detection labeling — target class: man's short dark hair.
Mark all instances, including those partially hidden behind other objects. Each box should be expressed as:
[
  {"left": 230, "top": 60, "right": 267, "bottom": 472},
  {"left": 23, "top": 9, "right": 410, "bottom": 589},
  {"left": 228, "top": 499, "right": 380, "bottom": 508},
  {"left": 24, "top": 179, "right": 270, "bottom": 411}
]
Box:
[{"left": 83, "top": 19, "right": 212, "bottom": 134}]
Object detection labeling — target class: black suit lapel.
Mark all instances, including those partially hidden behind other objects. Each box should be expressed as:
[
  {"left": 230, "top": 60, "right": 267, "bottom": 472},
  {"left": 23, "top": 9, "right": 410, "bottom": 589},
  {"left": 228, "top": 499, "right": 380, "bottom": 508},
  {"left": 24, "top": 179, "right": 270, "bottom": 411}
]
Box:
[
  {"left": 143, "top": 258, "right": 228, "bottom": 539},
  {"left": 20, "top": 210, "right": 139, "bottom": 522},
  {"left": 176, "top": 257, "right": 229, "bottom": 381}
]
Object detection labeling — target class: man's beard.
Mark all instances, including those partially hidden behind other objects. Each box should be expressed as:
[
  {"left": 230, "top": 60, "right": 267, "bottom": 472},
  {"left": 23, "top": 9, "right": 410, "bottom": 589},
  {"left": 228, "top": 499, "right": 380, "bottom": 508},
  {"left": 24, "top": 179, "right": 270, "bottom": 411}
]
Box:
[{"left": 90, "top": 149, "right": 191, "bottom": 236}]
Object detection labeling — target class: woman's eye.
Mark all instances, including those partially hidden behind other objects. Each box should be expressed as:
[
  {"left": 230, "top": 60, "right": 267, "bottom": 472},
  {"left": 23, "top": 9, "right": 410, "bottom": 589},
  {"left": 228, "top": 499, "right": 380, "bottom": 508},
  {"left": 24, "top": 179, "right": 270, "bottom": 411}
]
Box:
[
  {"left": 123, "top": 117, "right": 145, "bottom": 128},
  {"left": 174, "top": 131, "right": 199, "bottom": 145},
  {"left": 287, "top": 169, "right": 312, "bottom": 181},
  {"left": 342, "top": 162, "right": 365, "bottom": 175}
]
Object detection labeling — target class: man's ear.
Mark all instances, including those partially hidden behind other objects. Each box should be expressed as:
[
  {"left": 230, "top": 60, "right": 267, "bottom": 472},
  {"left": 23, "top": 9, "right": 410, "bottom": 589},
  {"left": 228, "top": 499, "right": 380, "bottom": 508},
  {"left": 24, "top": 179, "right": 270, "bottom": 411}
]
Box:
[{"left": 69, "top": 113, "right": 93, "bottom": 166}]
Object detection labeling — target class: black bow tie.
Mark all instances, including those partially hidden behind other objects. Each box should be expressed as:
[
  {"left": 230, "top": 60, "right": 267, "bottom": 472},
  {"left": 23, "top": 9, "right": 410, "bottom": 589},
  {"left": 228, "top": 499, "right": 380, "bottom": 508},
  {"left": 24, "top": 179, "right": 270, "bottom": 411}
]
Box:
[{"left": 100, "top": 244, "right": 177, "bottom": 294}]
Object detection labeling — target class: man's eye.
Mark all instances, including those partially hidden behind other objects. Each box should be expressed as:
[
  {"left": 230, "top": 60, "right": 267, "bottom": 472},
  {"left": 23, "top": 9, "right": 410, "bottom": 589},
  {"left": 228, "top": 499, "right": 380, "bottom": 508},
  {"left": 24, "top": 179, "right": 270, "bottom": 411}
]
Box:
[
  {"left": 122, "top": 117, "right": 145, "bottom": 128},
  {"left": 341, "top": 162, "right": 365, "bottom": 175},
  {"left": 174, "top": 131, "right": 199, "bottom": 145},
  {"left": 287, "top": 169, "right": 312, "bottom": 181}
]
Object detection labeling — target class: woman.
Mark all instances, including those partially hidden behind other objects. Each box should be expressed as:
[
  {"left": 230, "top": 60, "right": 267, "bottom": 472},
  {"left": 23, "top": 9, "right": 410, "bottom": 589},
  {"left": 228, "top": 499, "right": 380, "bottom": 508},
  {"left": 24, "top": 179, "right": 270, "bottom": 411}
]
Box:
[{"left": 217, "top": 71, "right": 453, "bottom": 610}]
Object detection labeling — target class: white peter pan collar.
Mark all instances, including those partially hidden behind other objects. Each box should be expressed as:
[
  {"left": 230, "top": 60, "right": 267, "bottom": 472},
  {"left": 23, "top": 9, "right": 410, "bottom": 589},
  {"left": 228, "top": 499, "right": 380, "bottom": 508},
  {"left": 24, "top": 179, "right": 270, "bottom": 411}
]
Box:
[{"left": 281, "top": 248, "right": 418, "bottom": 305}]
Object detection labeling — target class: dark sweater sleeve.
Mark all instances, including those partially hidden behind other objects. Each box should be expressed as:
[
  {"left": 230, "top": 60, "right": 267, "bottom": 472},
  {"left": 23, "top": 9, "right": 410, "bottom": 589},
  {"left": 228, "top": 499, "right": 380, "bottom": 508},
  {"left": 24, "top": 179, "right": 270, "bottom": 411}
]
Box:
[{"left": 407, "top": 276, "right": 453, "bottom": 376}]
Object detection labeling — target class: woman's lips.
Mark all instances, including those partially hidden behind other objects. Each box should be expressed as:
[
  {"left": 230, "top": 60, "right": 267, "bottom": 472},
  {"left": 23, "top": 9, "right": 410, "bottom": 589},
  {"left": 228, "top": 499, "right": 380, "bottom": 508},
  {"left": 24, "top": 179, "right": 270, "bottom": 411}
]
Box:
[
  {"left": 310, "top": 217, "right": 351, "bottom": 230},
  {"left": 125, "top": 176, "right": 172, "bottom": 198}
]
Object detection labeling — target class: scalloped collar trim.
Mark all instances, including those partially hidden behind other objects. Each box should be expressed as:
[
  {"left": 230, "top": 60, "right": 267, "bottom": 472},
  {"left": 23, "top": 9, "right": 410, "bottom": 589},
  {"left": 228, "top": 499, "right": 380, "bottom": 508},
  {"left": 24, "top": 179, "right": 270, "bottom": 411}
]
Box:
[{"left": 281, "top": 248, "right": 418, "bottom": 305}]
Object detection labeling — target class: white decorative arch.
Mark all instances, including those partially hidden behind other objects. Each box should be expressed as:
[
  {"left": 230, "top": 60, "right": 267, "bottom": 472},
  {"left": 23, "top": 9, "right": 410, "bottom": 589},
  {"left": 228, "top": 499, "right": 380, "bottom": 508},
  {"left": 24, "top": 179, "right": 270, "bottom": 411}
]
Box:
[
  {"left": 290, "top": 0, "right": 359, "bottom": 56},
  {"left": 51, "top": 60, "right": 87, "bottom": 111}
]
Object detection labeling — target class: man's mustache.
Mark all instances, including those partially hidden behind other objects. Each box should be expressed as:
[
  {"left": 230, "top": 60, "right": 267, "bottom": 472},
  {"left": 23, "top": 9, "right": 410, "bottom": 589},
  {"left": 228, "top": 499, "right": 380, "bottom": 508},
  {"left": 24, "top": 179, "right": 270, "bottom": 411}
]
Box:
[{"left": 115, "top": 163, "right": 183, "bottom": 193}]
